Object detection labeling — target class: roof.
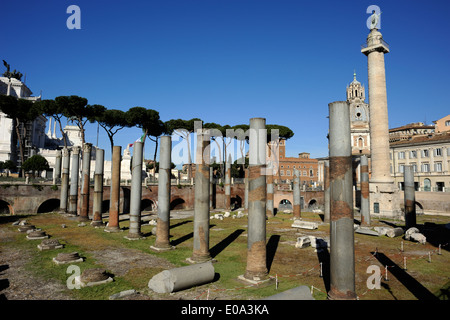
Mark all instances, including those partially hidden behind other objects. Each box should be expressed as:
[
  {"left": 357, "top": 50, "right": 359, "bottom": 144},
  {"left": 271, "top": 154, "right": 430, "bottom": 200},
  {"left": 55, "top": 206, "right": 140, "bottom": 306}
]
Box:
[
  {"left": 390, "top": 131, "right": 450, "bottom": 147},
  {"left": 389, "top": 122, "right": 435, "bottom": 133}
]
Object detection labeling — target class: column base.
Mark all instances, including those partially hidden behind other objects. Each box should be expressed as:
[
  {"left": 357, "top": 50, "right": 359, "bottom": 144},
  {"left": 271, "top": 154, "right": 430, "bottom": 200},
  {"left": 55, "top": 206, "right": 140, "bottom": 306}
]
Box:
[
  {"left": 186, "top": 255, "right": 216, "bottom": 264},
  {"left": 327, "top": 287, "right": 357, "bottom": 300},
  {"left": 90, "top": 220, "right": 104, "bottom": 227},
  {"left": 149, "top": 245, "right": 176, "bottom": 252},
  {"left": 124, "top": 233, "right": 145, "bottom": 240},
  {"left": 104, "top": 226, "right": 121, "bottom": 233},
  {"left": 369, "top": 182, "right": 402, "bottom": 218},
  {"left": 238, "top": 274, "right": 270, "bottom": 285}
]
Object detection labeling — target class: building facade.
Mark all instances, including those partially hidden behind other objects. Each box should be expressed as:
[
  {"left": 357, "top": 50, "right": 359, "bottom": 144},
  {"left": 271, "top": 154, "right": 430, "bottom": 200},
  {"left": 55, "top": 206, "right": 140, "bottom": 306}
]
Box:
[
  {"left": 389, "top": 120, "right": 450, "bottom": 192},
  {"left": 433, "top": 114, "right": 450, "bottom": 133},
  {"left": 0, "top": 76, "right": 43, "bottom": 165},
  {"left": 272, "top": 139, "right": 319, "bottom": 187}
]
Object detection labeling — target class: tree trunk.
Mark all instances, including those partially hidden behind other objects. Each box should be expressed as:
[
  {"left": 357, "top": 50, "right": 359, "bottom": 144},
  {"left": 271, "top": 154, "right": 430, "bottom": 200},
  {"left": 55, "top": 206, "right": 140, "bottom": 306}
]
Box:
[{"left": 56, "top": 117, "right": 68, "bottom": 148}]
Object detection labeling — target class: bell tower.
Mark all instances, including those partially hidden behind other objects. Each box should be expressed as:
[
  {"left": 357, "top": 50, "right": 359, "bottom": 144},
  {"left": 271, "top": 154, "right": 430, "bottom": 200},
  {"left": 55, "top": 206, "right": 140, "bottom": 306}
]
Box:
[{"left": 347, "top": 72, "right": 370, "bottom": 155}]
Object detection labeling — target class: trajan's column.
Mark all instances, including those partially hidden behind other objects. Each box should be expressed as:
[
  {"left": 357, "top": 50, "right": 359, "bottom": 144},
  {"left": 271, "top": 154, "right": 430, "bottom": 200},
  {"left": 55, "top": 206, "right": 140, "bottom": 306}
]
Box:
[{"left": 361, "top": 11, "right": 401, "bottom": 217}]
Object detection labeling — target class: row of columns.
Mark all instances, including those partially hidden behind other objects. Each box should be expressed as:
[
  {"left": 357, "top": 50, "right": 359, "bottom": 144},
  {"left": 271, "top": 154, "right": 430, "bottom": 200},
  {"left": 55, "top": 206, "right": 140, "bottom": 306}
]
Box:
[
  {"left": 58, "top": 144, "right": 124, "bottom": 232},
  {"left": 54, "top": 108, "right": 417, "bottom": 295}
]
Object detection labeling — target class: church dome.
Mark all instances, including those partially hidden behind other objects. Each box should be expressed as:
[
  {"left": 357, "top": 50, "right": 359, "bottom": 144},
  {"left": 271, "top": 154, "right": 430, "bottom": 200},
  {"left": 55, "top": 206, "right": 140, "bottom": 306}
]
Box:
[{"left": 350, "top": 71, "right": 360, "bottom": 85}]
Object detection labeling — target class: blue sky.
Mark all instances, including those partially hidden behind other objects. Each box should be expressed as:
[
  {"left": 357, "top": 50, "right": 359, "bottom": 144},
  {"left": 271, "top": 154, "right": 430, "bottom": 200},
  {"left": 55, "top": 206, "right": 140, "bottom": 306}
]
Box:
[{"left": 1, "top": 0, "right": 449, "bottom": 161}]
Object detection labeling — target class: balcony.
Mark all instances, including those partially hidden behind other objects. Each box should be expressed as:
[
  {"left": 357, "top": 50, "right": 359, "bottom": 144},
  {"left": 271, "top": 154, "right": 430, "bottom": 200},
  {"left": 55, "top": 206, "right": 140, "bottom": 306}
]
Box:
[{"left": 361, "top": 38, "right": 390, "bottom": 54}]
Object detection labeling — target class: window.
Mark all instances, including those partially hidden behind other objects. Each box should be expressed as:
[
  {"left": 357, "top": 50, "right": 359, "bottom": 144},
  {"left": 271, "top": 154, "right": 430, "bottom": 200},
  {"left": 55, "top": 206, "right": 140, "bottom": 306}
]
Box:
[
  {"left": 374, "top": 202, "right": 380, "bottom": 214},
  {"left": 435, "top": 148, "right": 442, "bottom": 156},
  {"left": 410, "top": 163, "right": 417, "bottom": 172},
  {"left": 422, "top": 149, "right": 429, "bottom": 157},
  {"left": 358, "top": 138, "right": 364, "bottom": 148},
  {"left": 424, "top": 178, "right": 431, "bottom": 191},
  {"left": 303, "top": 170, "right": 307, "bottom": 176},
  {"left": 286, "top": 170, "right": 291, "bottom": 176},
  {"left": 445, "top": 120, "right": 450, "bottom": 126},
  {"left": 398, "top": 152, "right": 405, "bottom": 159},
  {"left": 399, "top": 165, "right": 405, "bottom": 173},
  {"left": 435, "top": 162, "right": 443, "bottom": 172},
  {"left": 422, "top": 163, "right": 430, "bottom": 172},
  {"left": 410, "top": 150, "right": 417, "bottom": 159},
  {"left": 280, "top": 170, "right": 284, "bottom": 176},
  {"left": 309, "top": 169, "right": 314, "bottom": 177}
]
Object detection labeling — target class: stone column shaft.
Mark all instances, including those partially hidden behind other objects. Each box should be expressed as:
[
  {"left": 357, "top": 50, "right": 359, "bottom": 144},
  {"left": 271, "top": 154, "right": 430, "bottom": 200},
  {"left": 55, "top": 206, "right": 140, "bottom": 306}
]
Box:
[
  {"left": 293, "top": 169, "right": 301, "bottom": 218},
  {"left": 244, "top": 169, "right": 249, "bottom": 210},
  {"left": 363, "top": 29, "right": 392, "bottom": 184},
  {"left": 209, "top": 166, "right": 214, "bottom": 210},
  {"left": 404, "top": 165, "right": 416, "bottom": 229},
  {"left": 92, "top": 148, "right": 104, "bottom": 226},
  {"left": 127, "top": 141, "right": 144, "bottom": 239},
  {"left": 360, "top": 155, "right": 370, "bottom": 226},
  {"left": 328, "top": 101, "right": 356, "bottom": 300},
  {"left": 79, "top": 143, "right": 92, "bottom": 221},
  {"left": 54, "top": 150, "right": 62, "bottom": 183},
  {"left": 106, "top": 146, "right": 121, "bottom": 232},
  {"left": 191, "top": 133, "right": 211, "bottom": 262},
  {"left": 60, "top": 148, "right": 70, "bottom": 212},
  {"left": 323, "top": 160, "right": 330, "bottom": 223},
  {"left": 68, "top": 147, "right": 80, "bottom": 216},
  {"left": 266, "top": 173, "right": 274, "bottom": 217},
  {"left": 244, "top": 118, "right": 268, "bottom": 281},
  {"left": 224, "top": 155, "right": 231, "bottom": 210},
  {"left": 154, "top": 136, "right": 172, "bottom": 249}
]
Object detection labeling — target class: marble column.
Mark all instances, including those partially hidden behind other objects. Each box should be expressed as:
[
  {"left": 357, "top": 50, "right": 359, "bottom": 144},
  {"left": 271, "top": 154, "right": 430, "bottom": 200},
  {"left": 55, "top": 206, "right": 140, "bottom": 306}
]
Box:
[
  {"left": 68, "top": 147, "right": 80, "bottom": 216},
  {"left": 105, "top": 146, "right": 121, "bottom": 232},
  {"left": 243, "top": 118, "right": 268, "bottom": 281},
  {"left": 92, "top": 148, "right": 104, "bottom": 226},
  {"left": 127, "top": 141, "right": 144, "bottom": 239},
  {"left": 328, "top": 101, "right": 356, "bottom": 300},
  {"left": 59, "top": 147, "right": 70, "bottom": 213},
  {"left": 153, "top": 136, "right": 173, "bottom": 251},
  {"left": 190, "top": 131, "right": 211, "bottom": 262},
  {"left": 79, "top": 143, "right": 92, "bottom": 221}
]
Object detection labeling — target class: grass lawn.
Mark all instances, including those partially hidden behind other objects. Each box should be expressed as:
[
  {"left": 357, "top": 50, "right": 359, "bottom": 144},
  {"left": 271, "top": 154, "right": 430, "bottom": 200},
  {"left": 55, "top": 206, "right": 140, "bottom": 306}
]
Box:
[{"left": 0, "top": 210, "right": 448, "bottom": 300}]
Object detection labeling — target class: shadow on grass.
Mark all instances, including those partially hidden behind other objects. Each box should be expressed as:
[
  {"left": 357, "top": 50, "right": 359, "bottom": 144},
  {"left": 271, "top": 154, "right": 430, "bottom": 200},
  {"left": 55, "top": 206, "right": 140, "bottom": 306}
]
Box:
[
  {"left": 170, "top": 220, "right": 192, "bottom": 229},
  {"left": 169, "top": 224, "right": 216, "bottom": 247},
  {"left": 266, "top": 235, "right": 280, "bottom": 273},
  {"left": 316, "top": 248, "right": 330, "bottom": 293},
  {"left": 210, "top": 229, "right": 244, "bottom": 259},
  {"left": 372, "top": 251, "right": 438, "bottom": 300}
]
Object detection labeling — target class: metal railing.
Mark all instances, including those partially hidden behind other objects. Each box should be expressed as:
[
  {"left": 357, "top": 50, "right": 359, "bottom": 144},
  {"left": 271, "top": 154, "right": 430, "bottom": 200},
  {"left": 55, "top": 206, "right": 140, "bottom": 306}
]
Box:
[{"left": 361, "top": 38, "right": 389, "bottom": 50}]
